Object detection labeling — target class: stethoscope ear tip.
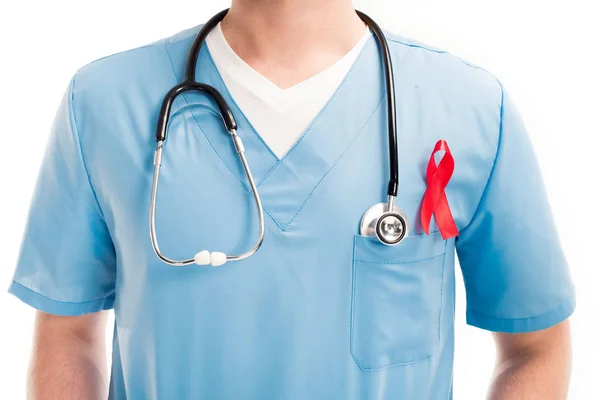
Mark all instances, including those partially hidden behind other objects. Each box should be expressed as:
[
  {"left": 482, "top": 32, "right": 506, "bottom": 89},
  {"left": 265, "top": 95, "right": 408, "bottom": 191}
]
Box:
[
  {"left": 194, "top": 250, "right": 211, "bottom": 265},
  {"left": 194, "top": 250, "right": 227, "bottom": 267}
]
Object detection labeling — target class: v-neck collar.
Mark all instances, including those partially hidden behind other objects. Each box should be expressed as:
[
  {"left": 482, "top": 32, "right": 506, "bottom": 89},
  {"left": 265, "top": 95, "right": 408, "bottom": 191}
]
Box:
[{"left": 164, "top": 29, "right": 399, "bottom": 230}]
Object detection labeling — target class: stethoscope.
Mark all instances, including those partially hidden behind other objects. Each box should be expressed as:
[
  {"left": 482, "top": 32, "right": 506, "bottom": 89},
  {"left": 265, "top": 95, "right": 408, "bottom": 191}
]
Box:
[{"left": 150, "top": 9, "right": 409, "bottom": 267}]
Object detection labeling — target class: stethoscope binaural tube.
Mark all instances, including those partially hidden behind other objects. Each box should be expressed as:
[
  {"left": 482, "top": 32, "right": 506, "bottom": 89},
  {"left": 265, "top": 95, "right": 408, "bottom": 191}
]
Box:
[
  {"left": 149, "top": 10, "right": 264, "bottom": 267},
  {"left": 150, "top": 131, "right": 265, "bottom": 266}
]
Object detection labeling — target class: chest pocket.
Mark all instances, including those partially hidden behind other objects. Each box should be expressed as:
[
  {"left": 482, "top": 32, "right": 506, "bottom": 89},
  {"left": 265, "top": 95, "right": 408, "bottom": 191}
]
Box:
[{"left": 350, "top": 233, "right": 447, "bottom": 371}]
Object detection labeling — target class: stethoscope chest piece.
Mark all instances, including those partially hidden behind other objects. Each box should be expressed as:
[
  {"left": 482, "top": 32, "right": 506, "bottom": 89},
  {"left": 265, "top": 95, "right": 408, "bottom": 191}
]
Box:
[{"left": 360, "top": 202, "right": 409, "bottom": 246}]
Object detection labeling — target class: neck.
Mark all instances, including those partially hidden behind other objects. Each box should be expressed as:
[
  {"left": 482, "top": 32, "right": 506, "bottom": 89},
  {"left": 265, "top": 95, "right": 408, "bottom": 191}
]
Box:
[{"left": 220, "top": 0, "right": 367, "bottom": 88}]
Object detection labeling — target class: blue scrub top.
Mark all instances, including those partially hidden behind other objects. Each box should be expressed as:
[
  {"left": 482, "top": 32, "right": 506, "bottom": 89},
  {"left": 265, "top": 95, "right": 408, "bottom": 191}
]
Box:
[{"left": 10, "top": 25, "right": 575, "bottom": 399}]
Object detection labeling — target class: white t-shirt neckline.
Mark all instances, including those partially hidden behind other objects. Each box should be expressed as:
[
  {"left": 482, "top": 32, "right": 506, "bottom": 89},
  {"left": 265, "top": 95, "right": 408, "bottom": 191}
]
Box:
[{"left": 206, "top": 23, "right": 371, "bottom": 158}]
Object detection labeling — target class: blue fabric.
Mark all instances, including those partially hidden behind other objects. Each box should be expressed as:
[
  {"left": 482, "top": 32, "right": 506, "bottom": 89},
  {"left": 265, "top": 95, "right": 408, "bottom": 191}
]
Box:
[{"left": 9, "top": 25, "right": 574, "bottom": 399}]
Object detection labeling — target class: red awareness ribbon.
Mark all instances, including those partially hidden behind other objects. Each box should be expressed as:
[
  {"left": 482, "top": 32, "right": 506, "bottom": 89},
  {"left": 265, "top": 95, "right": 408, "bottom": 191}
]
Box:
[{"left": 420, "top": 139, "right": 459, "bottom": 240}]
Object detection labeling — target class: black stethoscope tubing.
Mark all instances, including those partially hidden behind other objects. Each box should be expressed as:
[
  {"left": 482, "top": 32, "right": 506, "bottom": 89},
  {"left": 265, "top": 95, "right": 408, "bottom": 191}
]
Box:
[{"left": 156, "top": 8, "right": 399, "bottom": 198}]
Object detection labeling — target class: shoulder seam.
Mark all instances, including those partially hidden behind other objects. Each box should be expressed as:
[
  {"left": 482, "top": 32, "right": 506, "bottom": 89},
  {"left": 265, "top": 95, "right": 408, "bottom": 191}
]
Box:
[
  {"left": 164, "top": 26, "right": 200, "bottom": 45},
  {"left": 387, "top": 36, "right": 492, "bottom": 75},
  {"left": 163, "top": 40, "right": 181, "bottom": 81},
  {"left": 458, "top": 78, "right": 505, "bottom": 234},
  {"left": 68, "top": 75, "right": 108, "bottom": 221},
  {"left": 75, "top": 40, "right": 165, "bottom": 73}
]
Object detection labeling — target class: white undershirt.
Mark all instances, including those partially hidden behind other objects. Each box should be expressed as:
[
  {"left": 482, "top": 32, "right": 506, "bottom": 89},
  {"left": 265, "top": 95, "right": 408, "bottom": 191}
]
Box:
[{"left": 206, "top": 23, "right": 371, "bottom": 159}]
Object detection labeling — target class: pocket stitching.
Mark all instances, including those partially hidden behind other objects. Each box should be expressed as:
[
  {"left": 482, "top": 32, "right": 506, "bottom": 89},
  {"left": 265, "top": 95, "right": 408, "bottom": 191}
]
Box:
[
  {"left": 350, "top": 236, "right": 447, "bottom": 371},
  {"left": 354, "top": 251, "right": 446, "bottom": 265},
  {"left": 353, "top": 233, "right": 445, "bottom": 264}
]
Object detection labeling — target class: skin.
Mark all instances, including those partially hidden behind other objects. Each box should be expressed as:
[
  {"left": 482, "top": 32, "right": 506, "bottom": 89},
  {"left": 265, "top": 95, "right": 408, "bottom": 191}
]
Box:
[
  {"left": 28, "top": 1, "right": 572, "bottom": 398},
  {"left": 221, "top": 0, "right": 367, "bottom": 89},
  {"left": 489, "top": 320, "right": 572, "bottom": 399},
  {"left": 29, "top": 311, "right": 109, "bottom": 399}
]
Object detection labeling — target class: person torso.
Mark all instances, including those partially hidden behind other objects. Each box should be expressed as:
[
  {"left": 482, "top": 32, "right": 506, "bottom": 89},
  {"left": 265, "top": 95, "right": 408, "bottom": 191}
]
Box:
[{"left": 72, "top": 24, "right": 501, "bottom": 400}]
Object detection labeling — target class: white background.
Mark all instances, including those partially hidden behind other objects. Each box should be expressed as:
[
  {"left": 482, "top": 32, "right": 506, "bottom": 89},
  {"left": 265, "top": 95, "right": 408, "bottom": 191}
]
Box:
[{"left": 0, "top": 0, "right": 598, "bottom": 398}]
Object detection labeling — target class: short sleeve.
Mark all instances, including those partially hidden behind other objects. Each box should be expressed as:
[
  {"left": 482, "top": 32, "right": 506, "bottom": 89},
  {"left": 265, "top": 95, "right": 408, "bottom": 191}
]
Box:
[
  {"left": 456, "top": 87, "right": 575, "bottom": 333},
  {"left": 8, "top": 78, "right": 116, "bottom": 316}
]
